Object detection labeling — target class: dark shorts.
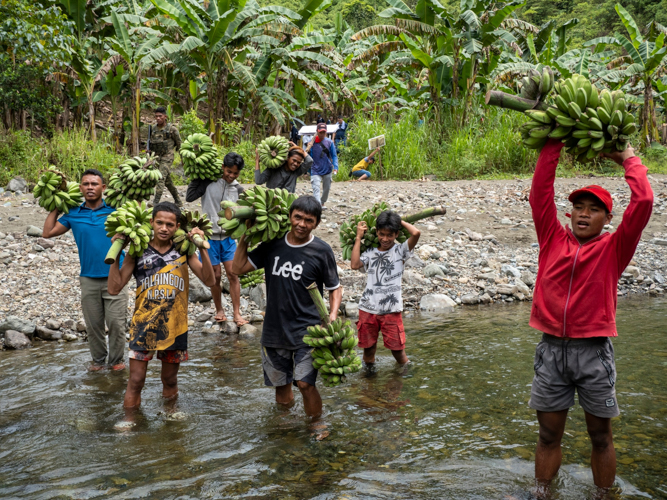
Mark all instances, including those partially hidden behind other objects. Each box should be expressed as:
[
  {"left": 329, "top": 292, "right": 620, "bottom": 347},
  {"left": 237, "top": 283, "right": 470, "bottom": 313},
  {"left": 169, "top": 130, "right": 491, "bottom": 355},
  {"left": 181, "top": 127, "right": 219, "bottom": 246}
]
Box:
[
  {"left": 129, "top": 349, "right": 189, "bottom": 363},
  {"left": 261, "top": 346, "right": 317, "bottom": 387},
  {"left": 529, "top": 334, "right": 619, "bottom": 418},
  {"left": 202, "top": 238, "right": 237, "bottom": 266},
  {"left": 356, "top": 310, "right": 406, "bottom": 350}
]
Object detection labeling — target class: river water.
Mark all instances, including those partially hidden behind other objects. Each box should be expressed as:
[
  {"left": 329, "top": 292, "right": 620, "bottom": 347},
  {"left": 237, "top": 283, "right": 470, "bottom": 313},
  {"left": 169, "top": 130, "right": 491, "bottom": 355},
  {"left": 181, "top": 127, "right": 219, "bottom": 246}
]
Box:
[{"left": 1, "top": 298, "right": 666, "bottom": 499}]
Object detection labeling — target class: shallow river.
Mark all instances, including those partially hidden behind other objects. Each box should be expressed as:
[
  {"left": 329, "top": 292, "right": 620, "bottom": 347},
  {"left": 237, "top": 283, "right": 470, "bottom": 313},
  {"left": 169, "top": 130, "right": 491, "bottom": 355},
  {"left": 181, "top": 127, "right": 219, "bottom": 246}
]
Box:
[{"left": 1, "top": 298, "right": 666, "bottom": 499}]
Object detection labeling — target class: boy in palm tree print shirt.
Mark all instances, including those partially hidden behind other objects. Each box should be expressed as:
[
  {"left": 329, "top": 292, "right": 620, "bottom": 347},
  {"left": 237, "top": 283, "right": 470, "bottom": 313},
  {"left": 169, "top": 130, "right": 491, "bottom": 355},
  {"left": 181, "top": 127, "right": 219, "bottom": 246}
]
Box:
[{"left": 351, "top": 211, "right": 421, "bottom": 366}]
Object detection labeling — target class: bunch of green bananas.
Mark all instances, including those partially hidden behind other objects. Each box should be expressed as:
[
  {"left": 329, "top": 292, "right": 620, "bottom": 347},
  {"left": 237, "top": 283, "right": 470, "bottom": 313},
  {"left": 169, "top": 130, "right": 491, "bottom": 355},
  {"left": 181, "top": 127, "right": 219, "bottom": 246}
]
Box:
[
  {"left": 33, "top": 166, "right": 83, "bottom": 214},
  {"left": 217, "top": 186, "right": 299, "bottom": 247},
  {"left": 173, "top": 210, "right": 213, "bottom": 256},
  {"left": 105, "top": 155, "right": 163, "bottom": 208},
  {"left": 180, "top": 133, "right": 223, "bottom": 180},
  {"left": 305, "top": 319, "right": 362, "bottom": 387},
  {"left": 519, "top": 66, "right": 554, "bottom": 101},
  {"left": 240, "top": 269, "right": 265, "bottom": 288},
  {"left": 520, "top": 74, "right": 636, "bottom": 161},
  {"left": 104, "top": 200, "right": 152, "bottom": 264},
  {"left": 257, "top": 135, "right": 290, "bottom": 169}
]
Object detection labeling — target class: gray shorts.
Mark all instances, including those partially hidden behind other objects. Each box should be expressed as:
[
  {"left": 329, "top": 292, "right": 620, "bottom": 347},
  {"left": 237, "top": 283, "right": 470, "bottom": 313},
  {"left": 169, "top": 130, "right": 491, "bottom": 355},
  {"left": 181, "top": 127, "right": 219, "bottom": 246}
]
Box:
[
  {"left": 261, "top": 346, "right": 317, "bottom": 387},
  {"left": 529, "top": 334, "right": 619, "bottom": 418}
]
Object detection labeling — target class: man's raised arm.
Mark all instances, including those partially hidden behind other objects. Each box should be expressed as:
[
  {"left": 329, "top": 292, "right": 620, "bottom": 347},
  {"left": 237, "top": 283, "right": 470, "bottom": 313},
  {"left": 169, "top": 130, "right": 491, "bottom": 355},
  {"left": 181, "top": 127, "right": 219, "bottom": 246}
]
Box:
[{"left": 529, "top": 139, "right": 566, "bottom": 244}]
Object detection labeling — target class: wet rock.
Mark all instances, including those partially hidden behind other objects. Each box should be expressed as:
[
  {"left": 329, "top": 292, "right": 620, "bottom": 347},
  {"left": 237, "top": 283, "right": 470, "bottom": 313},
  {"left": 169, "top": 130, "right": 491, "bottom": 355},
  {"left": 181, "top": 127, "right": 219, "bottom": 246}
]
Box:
[
  {"left": 220, "top": 321, "right": 239, "bottom": 334},
  {"left": 201, "top": 326, "right": 219, "bottom": 334},
  {"left": 344, "top": 302, "right": 359, "bottom": 319},
  {"left": 423, "top": 263, "right": 445, "bottom": 278},
  {"left": 26, "top": 225, "right": 43, "bottom": 237},
  {"left": 461, "top": 294, "right": 480, "bottom": 305},
  {"left": 479, "top": 293, "right": 492, "bottom": 304},
  {"left": 76, "top": 320, "right": 87, "bottom": 332},
  {"left": 416, "top": 244, "right": 439, "bottom": 260},
  {"left": 189, "top": 275, "right": 212, "bottom": 303},
  {"left": 250, "top": 314, "right": 264, "bottom": 323},
  {"left": 0, "top": 316, "right": 36, "bottom": 335},
  {"left": 239, "top": 323, "right": 259, "bottom": 338},
  {"left": 45, "top": 319, "right": 62, "bottom": 330},
  {"left": 249, "top": 283, "right": 267, "bottom": 311},
  {"left": 420, "top": 294, "right": 456, "bottom": 312},
  {"left": 63, "top": 331, "right": 78, "bottom": 342},
  {"left": 7, "top": 177, "right": 27, "bottom": 192},
  {"left": 520, "top": 270, "right": 535, "bottom": 287},
  {"left": 3, "top": 330, "right": 31, "bottom": 349},
  {"left": 501, "top": 264, "right": 521, "bottom": 279},
  {"left": 196, "top": 312, "right": 213, "bottom": 323},
  {"left": 35, "top": 326, "right": 63, "bottom": 341}
]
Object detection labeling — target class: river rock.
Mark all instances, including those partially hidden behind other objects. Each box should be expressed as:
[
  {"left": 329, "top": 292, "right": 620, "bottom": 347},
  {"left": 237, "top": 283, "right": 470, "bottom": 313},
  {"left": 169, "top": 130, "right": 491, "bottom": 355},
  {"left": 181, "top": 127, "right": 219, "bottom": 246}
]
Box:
[
  {"left": 0, "top": 316, "right": 36, "bottom": 335},
  {"left": 405, "top": 255, "right": 425, "bottom": 268},
  {"left": 465, "top": 228, "right": 483, "bottom": 241},
  {"left": 7, "top": 177, "right": 27, "bottom": 193},
  {"left": 239, "top": 323, "right": 259, "bottom": 338},
  {"left": 650, "top": 238, "right": 667, "bottom": 246},
  {"left": 196, "top": 312, "right": 212, "bottom": 323},
  {"left": 62, "top": 319, "right": 76, "bottom": 330},
  {"left": 76, "top": 320, "right": 87, "bottom": 332},
  {"left": 654, "top": 271, "right": 665, "bottom": 285},
  {"left": 189, "top": 275, "right": 212, "bottom": 303},
  {"left": 624, "top": 266, "right": 640, "bottom": 278},
  {"left": 3, "top": 330, "right": 31, "bottom": 349},
  {"left": 423, "top": 263, "right": 445, "bottom": 278},
  {"left": 26, "top": 225, "right": 43, "bottom": 237},
  {"left": 479, "top": 293, "right": 492, "bottom": 304},
  {"left": 62, "top": 332, "right": 78, "bottom": 342},
  {"left": 35, "top": 325, "right": 63, "bottom": 341},
  {"left": 249, "top": 283, "right": 267, "bottom": 311},
  {"left": 420, "top": 294, "right": 456, "bottom": 312},
  {"left": 461, "top": 294, "right": 480, "bottom": 305},
  {"left": 250, "top": 313, "right": 264, "bottom": 323},
  {"left": 496, "top": 284, "right": 518, "bottom": 295},
  {"left": 45, "top": 319, "right": 62, "bottom": 330},
  {"left": 220, "top": 321, "right": 239, "bottom": 334},
  {"left": 35, "top": 238, "right": 55, "bottom": 249},
  {"left": 514, "top": 279, "right": 531, "bottom": 296},
  {"left": 416, "top": 244, "right": 439, "bottom": 260},
  {"left": 520, "top": 270, "right": 535, "bottom": 287},
  {"left": 501, "top": 264, "right": 521, "bottom": 279},
  {"left": 344, "top": 302, "right": 359, "bottom": 319},
  {"left": 403, "top": 270, "right": 427, "bottom": 285}
]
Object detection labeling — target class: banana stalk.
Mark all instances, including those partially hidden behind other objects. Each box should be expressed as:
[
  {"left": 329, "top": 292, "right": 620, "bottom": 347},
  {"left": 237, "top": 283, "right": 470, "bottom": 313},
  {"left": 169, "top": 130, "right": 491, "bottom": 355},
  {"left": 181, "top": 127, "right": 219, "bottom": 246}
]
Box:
[
  {"left": 485, "top": 90, "right": 550, "bottom": 113},
  {"left": 191, "top": 234, "right": 210, "bottom": 249},
  {"left": 307, "top": 282, "right": 331, "bottom": 327},
  {"left": 105, "top": 238, "right": 125, "bottom": 265},
  {"left": 224, "top": 206, "right": 256, "bottom": 220},
  {"left": 402, "top": 206, "right": 447, "bottom": 224}
]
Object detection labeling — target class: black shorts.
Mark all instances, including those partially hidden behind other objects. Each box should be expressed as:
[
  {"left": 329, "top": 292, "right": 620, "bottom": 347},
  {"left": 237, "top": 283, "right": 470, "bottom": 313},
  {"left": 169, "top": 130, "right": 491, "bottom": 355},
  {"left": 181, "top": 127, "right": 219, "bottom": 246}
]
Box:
[{"left": 261, "top": 346, "right": 317, "bottom": 387}]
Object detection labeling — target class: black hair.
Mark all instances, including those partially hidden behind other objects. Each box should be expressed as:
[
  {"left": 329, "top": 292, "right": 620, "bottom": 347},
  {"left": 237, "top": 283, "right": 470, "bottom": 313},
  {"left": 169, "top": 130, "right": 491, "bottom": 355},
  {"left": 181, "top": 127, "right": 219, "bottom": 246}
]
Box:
[
  {"left": 376, "top": 211, "right": 402, "bottom": 233},
  {"left": 152, "top": 201, "right": 181, "bottom": 219},
  {"left": 223, "top": 152, "right": 245, "bottom": 170},
  {"left": 155, "top": 106, "right": 167, "bottom": 114},
  {"left": 287, "top": 149, "right": 305, "bottom": 159},
  {"left": 81, "top": 169, "right": 105, "bottom": 183},
  {"left": 289, "top": 195, "right": 322, "bottom": 223},
  {"left": 367, "top": 156, "right": 375, "bottom": 163}
]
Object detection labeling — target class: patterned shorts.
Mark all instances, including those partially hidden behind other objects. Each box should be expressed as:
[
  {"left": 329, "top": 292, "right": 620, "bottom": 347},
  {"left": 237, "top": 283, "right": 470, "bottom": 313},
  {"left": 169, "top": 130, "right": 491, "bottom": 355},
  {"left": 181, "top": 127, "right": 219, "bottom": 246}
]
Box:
[{"left": 129, "top": 349, "right": 189, "bottom": 363}]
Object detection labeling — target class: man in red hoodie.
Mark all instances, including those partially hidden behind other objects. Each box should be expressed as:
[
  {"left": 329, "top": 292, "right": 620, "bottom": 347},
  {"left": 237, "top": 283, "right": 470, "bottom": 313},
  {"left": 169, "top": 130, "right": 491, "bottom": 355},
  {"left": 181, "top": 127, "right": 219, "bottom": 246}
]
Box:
[{"left": 528, "top": 139, "right": 653, "bottom": 496}]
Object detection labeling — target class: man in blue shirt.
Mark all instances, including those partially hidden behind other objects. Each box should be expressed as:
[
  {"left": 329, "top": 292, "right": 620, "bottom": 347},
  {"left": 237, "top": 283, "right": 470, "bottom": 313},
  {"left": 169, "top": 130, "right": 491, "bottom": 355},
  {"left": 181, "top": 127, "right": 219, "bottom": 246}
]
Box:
[
  {"left": 305, "top": 123, "right": 338, "bottom": 209},
  {"left": 42, "top": 169, "right": 129, "bottom": 371},
  {"left": 335, "top": 116, "right": 347, "bottom": 152}
]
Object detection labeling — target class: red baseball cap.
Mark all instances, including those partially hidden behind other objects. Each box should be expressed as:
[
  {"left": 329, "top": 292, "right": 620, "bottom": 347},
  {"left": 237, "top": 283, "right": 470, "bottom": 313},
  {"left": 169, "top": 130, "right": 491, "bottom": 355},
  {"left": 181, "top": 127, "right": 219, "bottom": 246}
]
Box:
[
  {"left": 316, "top": 122, "right": 327, "bottom": 131},
  {"left": 568, "top": 185, "right": 613, "bottom": 213}
]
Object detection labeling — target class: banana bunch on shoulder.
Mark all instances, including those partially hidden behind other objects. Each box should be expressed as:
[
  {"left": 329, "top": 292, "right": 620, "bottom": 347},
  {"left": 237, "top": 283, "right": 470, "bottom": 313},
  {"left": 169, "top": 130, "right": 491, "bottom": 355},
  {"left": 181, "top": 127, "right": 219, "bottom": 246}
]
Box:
[
  {"left": 240, "top": 269, "right": 265, "bottom": 288},
  {"left": 104, "top": 200, "right": 152, "bottom": 264},
  {"left": 305, "top": 320, "right": 362, "bottom": 387},
  {"left": 180, "top": 133, "right": 222, "bottom": 181},
  {"left": 173, "top": 210, "right": 213, "bottom": 257},
  {"left": 105, "top": 155, "right": 162, "bottom": 208},
  {"left": 257, "top": 135, "right": 290, "bottom": 169},
  {"left": 217, "top": 186, "right": 298, "bottom": 247},
  {"left": 339, "top": 202, "right": 409, "bottom": 260},
  {"left": 519, "top": 66, "right": 554, "bottom": 101},
  {"left": 33, "top": 166, "right": 83, "bottom": 214},
  {"left": 520, "top": 74, "right": 636, "bottom": 161}
]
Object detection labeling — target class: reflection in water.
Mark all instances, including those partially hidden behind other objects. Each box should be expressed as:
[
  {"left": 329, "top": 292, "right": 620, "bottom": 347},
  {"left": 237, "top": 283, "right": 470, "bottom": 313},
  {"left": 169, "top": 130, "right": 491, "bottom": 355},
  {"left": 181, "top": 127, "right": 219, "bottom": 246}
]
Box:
[{"left": 0, "top": 299, "right": 665, "bottom": 498}]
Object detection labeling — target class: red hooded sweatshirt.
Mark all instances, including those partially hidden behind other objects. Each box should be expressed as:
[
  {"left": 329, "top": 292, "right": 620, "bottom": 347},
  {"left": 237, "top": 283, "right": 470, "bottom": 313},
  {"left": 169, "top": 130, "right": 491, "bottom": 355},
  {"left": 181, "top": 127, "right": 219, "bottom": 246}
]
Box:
[{"left": 529, "top": 140, "right": 654, "bottom": 338}]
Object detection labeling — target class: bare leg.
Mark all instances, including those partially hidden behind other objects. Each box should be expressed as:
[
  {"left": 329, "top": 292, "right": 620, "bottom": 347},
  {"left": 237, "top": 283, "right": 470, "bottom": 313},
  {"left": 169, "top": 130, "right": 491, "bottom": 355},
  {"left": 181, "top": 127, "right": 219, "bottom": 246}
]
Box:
[
  {"left": 122, "top": 359, "right": 148, "bottom": 422},
  {"left": 275, "top": 384, "right": 295, "bottom": 408},
  {"left": 296, "top": 380, "right": 322, "bottom": 418},
  {"left": 357, "top": 174, "right": 368, "bottom": 181},
  {"left": 535, "top": 409, "right": 568, "bottom": 497},
  {"left": 390, "top": 349, "right": 409, "bottom": 365},
  {"left": 223, "top": 260, "right": 247, "bottom": 326},
  {"left": 160, "top": 360, "right": 180, "bottom": 400},
  {"left": 211, "top": 264, "right": 227, "bottom": 322},
  {"left": 363, "top": 344, "right": 378, "bottom": 364},
  {"left": 585, "top": 412, "right": 616, "bottom": 490}
]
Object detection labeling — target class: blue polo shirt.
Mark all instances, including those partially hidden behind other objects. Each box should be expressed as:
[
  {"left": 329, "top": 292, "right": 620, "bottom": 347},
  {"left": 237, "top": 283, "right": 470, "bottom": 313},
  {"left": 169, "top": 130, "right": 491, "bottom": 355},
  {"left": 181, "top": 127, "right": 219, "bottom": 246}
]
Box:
[{"left": 58, "top": 201, "right": 123, "bottom": 278}]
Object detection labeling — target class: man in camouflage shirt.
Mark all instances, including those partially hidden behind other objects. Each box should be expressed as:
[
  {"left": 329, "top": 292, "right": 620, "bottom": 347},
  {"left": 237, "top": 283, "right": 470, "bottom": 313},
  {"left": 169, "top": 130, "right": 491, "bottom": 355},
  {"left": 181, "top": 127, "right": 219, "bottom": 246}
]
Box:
[{"left": 150, "top": 106, "right": 183, "bottom": 207}]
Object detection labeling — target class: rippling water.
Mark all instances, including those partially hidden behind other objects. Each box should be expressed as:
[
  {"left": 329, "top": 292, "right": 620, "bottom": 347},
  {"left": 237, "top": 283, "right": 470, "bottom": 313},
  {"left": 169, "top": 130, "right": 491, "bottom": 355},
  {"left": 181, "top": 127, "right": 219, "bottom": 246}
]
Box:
[{"left": 1, "top": 298, "right": 666, "bottom": 499}]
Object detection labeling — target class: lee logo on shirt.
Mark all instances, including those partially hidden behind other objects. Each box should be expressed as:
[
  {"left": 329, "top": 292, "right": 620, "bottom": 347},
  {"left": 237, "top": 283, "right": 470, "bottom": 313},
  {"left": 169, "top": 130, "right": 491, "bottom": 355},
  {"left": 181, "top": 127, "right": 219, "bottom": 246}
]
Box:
[{"left": 272, "top": 256, "right": 303, "bottom": 281}]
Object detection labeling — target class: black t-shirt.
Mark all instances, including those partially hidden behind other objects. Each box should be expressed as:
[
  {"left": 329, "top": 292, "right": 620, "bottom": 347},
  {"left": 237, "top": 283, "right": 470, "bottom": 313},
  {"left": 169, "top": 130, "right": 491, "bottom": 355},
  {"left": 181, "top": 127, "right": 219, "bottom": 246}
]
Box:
[{"left": 248, "top": 234, "right": 340, "bottom": 349}]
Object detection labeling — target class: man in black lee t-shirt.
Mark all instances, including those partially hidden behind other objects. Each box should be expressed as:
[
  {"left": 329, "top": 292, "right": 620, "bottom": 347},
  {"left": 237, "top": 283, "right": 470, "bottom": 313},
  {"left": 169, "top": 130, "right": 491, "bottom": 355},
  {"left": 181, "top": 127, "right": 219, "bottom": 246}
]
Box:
[{"left": 233, "top": 195, "right": 342, "bottom": 419}]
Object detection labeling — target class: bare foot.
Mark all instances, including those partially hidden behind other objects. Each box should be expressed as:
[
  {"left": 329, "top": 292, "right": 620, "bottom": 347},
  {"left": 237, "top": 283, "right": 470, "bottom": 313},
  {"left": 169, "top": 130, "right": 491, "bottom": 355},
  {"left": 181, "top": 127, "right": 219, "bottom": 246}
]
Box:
[
  {"left": 214, "top": 311, "right": 227, "bottom": 322},
  {"left": 310, "top": 422, "right": 330, "bottom": 441},
  {"left": 88, "top": 364, "right": 105, "bottom": 372},
  {"left": 234, "top": 315, "right": 249, "bottom": 327}
]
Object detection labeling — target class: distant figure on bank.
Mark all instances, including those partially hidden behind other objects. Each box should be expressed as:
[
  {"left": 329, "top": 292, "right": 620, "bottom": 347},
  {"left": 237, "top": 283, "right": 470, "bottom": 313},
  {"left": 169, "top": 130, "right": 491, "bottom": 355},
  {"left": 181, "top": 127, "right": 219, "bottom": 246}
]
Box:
[
  {"left": 305, "top": 122, "right": 338, "bottom": 209},
  {"left": 350, "top": 211, "right": 420, "bottom": 370},
  {"left": 186, "top": 152, "right": 248, "bottom": 326},
  {"left": 317, "top": 115, "right": 326, "bottom": 124},
  {"left": 528, "top": 139, "right": 653, "bottom": 497},
  {"left": 108, "top": 202, "right": 215, "bottom": 428},
  {"left": 42, "top": 169, "right": 128, "bottom": 371},
  {"left": 335, "top": 116, "right": 347, "bottom": 152},
  {"left": 255, "top": 143, "right": 313, "bottom": 193},
  {"left": 351, "top": 147, "right": 380, "bottom": 181},
  {"left": 149, "top": 106, "right": 182, "bottom": 207},
  {"left": 290, "top": 120, "right": 299, "bottom": 144}
]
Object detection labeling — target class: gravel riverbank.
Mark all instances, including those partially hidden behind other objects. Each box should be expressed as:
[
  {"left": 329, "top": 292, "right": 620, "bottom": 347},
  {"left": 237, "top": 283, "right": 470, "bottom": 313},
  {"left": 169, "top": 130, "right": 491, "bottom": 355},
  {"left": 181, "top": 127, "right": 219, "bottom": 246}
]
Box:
[{"left": 2, "top": 175, "right": 667, "bottom": 349}]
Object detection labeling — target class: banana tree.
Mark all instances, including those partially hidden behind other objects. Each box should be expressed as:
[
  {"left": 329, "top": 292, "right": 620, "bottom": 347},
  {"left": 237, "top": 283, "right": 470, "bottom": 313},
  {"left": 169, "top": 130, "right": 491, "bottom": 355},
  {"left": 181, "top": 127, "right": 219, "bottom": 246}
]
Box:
[{"left": 583, "top": 4, "right": 667, "bottom": 146}]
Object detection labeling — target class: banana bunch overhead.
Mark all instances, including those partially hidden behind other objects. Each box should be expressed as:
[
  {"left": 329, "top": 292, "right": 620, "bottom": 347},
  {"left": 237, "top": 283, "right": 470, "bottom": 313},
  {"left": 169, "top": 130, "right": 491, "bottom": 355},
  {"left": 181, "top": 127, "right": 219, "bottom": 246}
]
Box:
[
  {"left": 258, "top": 135, "right": 290, "bottom": 169},
  {"left": 104, "top": 200, "right": 152, "bottom": 264},
  {"left": 33, "top": 166, "right": 83, "bottom": 214},
  {"left": 105, "top": 155, "right": 162, "bottom": 208},
  {"left": 180, "top": 133, "right": 223, "bottom": 181},
  {"left": 240, "top": 269, "right": 265, "bottom": 288},
  {"left": 519, "top": 67, "right": 554, "bottom": 101},
  {"left": 520, "top": 74, "right": 637, "bottom": 161},
  {"left": 339, "top": 202, "right": 446, "bottom": 261},
  {"left": 304, "top": 319, "right": 362, "bottom": 387},
  {"left": 173, "top": 210, "right": 213, "bottom": 256},
  {"left": 217, "top": 186, "right": 299, "bottom": 247}
]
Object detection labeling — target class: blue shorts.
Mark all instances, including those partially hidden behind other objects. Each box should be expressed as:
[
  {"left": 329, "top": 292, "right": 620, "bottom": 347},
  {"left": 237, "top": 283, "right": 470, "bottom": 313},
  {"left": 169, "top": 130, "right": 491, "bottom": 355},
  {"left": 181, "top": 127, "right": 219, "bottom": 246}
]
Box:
[
  {"left": 202, "top": 238, "right": 237, "bottom": 266},
  {"left": 351, "top": 169, "right": 371, "bottom": 178}
]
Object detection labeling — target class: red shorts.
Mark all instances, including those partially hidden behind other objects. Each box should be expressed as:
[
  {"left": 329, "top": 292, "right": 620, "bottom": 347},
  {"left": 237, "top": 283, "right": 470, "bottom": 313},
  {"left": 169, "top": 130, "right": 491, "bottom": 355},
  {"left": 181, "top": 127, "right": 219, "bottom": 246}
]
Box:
[
  {"left": 129, "top": 349, "right": 189, "bottom": 363},
  {"left": 356, "top": 310, "right": 406, "bottom": 351}
]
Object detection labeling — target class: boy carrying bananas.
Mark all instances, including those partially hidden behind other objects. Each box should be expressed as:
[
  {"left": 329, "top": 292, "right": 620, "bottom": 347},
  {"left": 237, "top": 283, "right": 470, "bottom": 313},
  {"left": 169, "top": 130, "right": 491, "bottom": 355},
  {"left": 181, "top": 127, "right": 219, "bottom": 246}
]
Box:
[
  {"left": 108, "top": 202, "right": 216, "bottom": 428},
  {"left": 350, "top": 211, "right": 420, "bottom": 369}
]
